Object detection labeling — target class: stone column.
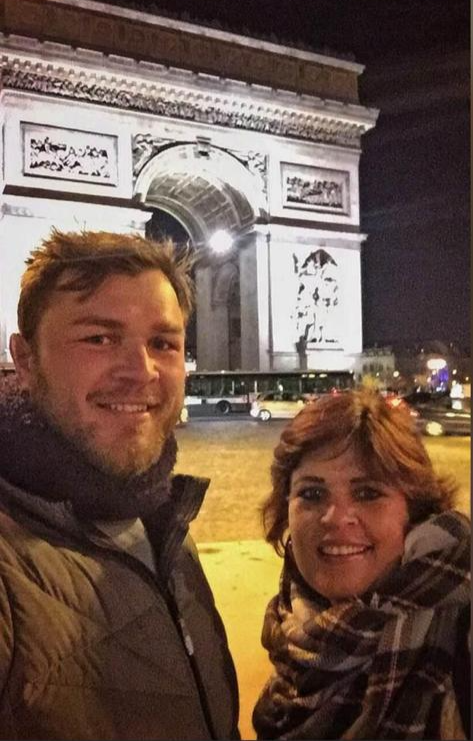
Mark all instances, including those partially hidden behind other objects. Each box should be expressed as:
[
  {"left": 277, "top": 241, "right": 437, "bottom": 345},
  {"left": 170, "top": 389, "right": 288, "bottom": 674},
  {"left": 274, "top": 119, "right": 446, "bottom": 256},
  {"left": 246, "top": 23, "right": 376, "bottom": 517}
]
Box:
[
  {"left": 239, "top": 228, "right": 271, "bottom": 371},
  {"left": 195, "top": 265, "right": 230, "bottom": 370}
]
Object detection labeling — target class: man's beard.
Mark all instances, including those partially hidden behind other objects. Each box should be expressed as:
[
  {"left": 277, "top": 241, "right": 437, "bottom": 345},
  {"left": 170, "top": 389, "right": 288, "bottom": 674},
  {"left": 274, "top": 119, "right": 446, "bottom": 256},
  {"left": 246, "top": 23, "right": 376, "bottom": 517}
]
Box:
[{"left": 29, "top": 366, "right": 180, "bottom": 479}]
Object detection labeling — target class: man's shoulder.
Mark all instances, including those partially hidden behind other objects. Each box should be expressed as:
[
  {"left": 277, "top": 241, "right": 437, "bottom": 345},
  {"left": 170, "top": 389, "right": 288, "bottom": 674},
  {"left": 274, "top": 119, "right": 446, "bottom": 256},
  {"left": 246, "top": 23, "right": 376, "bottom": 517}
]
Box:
[
  {"left": 0, "top": 504, "right": 46, "bottom": 583},
  {"left": 0, "top": 503, "right": 30, "bottom": 544},
  {"left": 0, "top": 482, "right": 73, "bottom": 564}
]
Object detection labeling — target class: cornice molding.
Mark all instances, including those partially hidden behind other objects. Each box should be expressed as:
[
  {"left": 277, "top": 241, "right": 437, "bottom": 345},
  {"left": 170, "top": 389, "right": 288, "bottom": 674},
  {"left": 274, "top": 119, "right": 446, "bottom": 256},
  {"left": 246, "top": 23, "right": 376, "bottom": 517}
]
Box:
[
  {"left": 0, "top": 37, "right": 377, "bottom": 122},
  {"left": 45, "top": 0, "right": 365, "bottom": 73},
  {"left": 1, "top": 52, "right": 377, "bottom": 147},
  {"left": 0, "top": 0, "right": 364, "bottom": 102}
]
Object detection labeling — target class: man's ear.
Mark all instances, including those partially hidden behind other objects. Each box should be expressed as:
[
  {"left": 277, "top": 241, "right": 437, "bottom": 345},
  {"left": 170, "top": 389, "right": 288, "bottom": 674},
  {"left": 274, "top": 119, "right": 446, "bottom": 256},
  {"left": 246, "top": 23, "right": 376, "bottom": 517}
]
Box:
[{"left": 9, "top": 333, "right": 35, "bottom": 390}]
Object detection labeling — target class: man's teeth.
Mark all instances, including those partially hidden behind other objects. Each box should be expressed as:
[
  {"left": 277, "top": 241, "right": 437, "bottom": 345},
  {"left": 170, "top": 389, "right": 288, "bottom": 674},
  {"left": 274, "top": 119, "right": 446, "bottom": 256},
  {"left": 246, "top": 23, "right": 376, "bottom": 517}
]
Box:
[
  {"left": 104, "top": 403, "right": 150, "bottom": 413},
  {"left": 320, "top": 545, "right": 370, "bottom": 556}
]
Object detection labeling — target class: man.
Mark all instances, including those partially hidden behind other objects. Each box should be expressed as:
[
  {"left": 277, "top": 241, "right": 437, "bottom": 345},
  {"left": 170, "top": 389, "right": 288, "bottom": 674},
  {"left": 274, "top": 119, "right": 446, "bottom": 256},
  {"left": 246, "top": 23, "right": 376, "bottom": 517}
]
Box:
[{"left": 0, "top": 229, "right": 239, "bottom": 740}]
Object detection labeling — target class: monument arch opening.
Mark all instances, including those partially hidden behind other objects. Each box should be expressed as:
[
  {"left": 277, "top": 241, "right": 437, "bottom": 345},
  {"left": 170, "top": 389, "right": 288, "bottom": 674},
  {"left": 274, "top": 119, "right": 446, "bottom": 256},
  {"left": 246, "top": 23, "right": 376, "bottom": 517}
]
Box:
[{"left": 136, "top": 141, "right": 263, "bottom": 371}]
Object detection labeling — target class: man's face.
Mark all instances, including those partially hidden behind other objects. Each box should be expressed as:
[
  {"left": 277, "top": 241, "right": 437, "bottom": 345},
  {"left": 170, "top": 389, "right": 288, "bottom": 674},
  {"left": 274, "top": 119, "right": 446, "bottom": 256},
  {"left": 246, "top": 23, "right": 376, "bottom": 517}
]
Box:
[{"left": 13, "top": 270, "right": 186, "bottom": 477}]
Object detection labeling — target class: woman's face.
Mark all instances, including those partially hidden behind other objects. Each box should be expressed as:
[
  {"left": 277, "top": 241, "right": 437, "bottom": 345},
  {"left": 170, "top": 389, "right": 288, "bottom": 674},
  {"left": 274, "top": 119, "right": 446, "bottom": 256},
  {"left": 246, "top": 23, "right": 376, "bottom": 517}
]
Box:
[{"left": 288, "top": 445, "right": 409, "bottom": 602}]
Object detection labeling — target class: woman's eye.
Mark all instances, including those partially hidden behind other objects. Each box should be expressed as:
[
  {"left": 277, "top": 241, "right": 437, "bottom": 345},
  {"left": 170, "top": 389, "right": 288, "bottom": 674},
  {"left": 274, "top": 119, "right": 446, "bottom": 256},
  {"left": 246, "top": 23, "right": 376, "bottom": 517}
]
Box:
[
  {"left": 297, "top": 487, "right": 325, "bottom": 502},
  {"left": 355, "top": 487, "right": 382, "bottom": 502}
]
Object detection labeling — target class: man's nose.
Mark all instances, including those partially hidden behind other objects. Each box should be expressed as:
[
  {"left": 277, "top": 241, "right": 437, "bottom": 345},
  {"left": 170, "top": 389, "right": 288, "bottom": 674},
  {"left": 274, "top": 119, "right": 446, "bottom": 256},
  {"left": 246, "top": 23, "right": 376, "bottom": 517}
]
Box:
[
  {"left": 112, "top": 341, "right": 159, "bottom": 383},
  {"left": 320, "top": 501, "right": 358, "bottom": 527}
]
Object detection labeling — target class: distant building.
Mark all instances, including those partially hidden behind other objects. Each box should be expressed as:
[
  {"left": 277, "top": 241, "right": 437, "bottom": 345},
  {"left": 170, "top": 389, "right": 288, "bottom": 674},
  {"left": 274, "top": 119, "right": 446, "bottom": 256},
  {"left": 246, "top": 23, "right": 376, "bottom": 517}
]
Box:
[
  {"left": 354, "top": 346, "right": 395, "bottom": 389},
  {"left": 393, "top": 340, "right": 470, "bottom": 394},
  {"left": 357, "top": 340, "right": 470, "bottom": 394}
]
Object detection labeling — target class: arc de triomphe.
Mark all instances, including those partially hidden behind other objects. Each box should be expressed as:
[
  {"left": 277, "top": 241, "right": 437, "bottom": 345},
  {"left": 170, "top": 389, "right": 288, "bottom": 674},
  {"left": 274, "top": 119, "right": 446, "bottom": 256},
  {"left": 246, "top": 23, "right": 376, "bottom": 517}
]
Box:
[{"left": 0, "top": 0, "right": 378, "bottom": 371}]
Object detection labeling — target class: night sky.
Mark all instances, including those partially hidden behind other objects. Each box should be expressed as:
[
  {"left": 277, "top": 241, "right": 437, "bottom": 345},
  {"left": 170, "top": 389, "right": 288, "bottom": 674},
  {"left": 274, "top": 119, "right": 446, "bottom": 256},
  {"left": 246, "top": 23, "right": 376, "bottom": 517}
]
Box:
[{"left": 102, "top": 0, "right": 470, "bottom": 350}]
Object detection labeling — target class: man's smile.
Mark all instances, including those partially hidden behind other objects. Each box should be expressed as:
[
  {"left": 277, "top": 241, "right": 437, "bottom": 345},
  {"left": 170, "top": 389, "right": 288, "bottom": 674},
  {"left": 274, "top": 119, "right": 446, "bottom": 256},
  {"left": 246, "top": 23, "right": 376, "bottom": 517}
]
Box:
[{"left": 95, "top": 401, "right": 158, "bottom": 414}]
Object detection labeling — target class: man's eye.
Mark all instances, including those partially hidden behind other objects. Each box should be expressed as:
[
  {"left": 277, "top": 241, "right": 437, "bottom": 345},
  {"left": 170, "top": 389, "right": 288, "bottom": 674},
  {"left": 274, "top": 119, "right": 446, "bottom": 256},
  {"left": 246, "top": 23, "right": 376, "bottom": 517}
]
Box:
[
  {"left": 82, "top": 335, "right": 114, "bottom": 346},
  {"left": 354, "top": 487, "right": 382, "bottom": 502},
  {"left": 150, "top": 338, "right": 174, "bottom": 351}
]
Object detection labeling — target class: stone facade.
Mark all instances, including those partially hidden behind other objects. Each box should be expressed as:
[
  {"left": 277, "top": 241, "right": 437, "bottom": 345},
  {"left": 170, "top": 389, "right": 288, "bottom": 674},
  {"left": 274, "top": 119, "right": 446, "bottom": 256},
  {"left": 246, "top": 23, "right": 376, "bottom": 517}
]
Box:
[{"left": 0, "top": 0, "right": 378, "bottom": 372}]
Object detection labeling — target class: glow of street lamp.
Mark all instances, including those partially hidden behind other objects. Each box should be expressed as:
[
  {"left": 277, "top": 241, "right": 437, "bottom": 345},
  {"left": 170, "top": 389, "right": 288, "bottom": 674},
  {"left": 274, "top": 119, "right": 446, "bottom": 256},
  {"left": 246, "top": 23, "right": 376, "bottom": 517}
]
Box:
[
  {"left": 426, "top": 358, "right": 447, "bottom": 371},
  {"left": 209, "top": 229, "right": 233, "bottom": 254}
]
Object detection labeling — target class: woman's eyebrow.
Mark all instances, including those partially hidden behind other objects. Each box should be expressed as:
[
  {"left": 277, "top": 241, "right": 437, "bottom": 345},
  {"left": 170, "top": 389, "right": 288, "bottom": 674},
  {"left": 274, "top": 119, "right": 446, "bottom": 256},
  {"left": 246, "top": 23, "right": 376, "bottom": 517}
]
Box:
[
  {"left": 291, "top": 475, "right": 325, "bottom": 486},
  {"left": 350, "top": 476, "right": 384, "bottom": 484}
]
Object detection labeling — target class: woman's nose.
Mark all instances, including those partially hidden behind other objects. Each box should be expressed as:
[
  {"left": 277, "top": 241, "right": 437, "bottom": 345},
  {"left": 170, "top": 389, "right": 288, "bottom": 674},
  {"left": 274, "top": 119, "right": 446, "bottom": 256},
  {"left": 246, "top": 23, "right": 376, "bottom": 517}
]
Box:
[{"left": 320, "top": 502, "right": 358, "bottom": 527}]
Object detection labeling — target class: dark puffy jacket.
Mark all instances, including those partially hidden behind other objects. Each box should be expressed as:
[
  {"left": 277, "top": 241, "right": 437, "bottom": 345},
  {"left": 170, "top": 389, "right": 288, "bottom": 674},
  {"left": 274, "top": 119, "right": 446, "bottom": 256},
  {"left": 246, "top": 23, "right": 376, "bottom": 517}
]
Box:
[{"left": 0, "top": 475, "right": 239, "bottom": 740}]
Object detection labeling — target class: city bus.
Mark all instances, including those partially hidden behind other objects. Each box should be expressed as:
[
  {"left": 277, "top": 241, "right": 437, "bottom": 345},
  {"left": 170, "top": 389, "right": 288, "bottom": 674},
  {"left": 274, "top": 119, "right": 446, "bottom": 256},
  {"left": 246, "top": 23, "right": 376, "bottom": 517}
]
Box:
[{"left": 184, "top": 369, "right": 355, "bottom": 415}]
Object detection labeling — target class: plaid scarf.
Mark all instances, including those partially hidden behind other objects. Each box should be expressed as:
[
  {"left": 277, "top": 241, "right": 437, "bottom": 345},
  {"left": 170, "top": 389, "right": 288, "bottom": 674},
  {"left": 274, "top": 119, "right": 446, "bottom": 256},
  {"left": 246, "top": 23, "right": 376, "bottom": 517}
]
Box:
[{"left": 253, "top": 511, "right": 470, "bottom": 740}]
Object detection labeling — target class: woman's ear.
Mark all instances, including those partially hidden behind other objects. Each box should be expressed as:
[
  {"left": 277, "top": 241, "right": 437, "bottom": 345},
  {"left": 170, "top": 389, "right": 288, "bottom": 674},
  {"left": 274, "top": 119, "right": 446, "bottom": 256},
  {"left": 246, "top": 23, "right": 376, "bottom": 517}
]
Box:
[{"left": 9, "top": 333, "right": 35, "bottom": 390}]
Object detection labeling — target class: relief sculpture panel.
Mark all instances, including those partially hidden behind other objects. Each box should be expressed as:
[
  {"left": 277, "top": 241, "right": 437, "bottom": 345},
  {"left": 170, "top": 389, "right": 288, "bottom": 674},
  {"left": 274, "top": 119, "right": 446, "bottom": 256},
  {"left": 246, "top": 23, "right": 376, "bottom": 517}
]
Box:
[{"left": 22, "top": 123, "right": 118, "bottom": 185}]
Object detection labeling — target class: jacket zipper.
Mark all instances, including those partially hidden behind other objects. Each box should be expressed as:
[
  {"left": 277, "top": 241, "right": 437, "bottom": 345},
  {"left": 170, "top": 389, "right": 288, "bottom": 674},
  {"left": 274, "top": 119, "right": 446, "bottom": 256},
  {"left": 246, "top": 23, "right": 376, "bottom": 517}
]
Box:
[{"left": 98, "top": 545, "right": 219, "bottom": 740}]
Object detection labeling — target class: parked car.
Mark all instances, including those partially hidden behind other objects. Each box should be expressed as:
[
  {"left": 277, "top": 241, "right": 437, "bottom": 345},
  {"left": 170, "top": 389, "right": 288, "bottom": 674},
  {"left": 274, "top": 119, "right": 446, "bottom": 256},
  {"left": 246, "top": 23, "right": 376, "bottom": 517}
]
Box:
[
  {"left": 401, "top": 390, "right": 448, "bottom": 407},
  {"left": 384, "top": 392, "right": 420, "bottom": 421},
  {"left": 414, "top": 396, "right": 471, "bottom": 436},
  {"left": 250, "top": 391, "right": 307, "bottom": 422}
]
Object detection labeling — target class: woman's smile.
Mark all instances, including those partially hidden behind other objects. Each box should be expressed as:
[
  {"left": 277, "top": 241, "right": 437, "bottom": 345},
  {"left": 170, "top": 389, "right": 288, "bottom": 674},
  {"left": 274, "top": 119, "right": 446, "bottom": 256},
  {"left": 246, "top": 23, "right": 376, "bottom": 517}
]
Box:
[
  {"left": 288, "top": 445, "right": 409, "bottom": 601},
  {"left": 317, "top": 542, "right": 373, "bottom": 557}
]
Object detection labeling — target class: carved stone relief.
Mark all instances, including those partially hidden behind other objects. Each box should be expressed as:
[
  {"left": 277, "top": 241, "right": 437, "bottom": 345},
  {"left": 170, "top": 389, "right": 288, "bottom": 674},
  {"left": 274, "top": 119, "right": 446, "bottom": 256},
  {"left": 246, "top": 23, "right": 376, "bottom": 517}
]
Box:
[
  {"left": 292, "top": 248, "right": 342, "bottom": 349},
  {"left": 282, "top": 163, "right": 350, "bottom": 215},
  {"left": 132, "top": 133, "right": 173, "bottom": 177},
  {"left": 2, "top": 64, "right": 365, "bottom": 148},
  {"left": 228, "top": 149, "right": 268, "bottom": 202},
  {"left": 22, "top": 123, "right": 118, "bottom": 184}
]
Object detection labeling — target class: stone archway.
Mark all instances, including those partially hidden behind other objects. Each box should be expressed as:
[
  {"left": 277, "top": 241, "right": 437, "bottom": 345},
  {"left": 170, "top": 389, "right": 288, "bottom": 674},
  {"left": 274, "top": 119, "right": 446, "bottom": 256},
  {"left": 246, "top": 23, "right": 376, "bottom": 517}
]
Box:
[
  {"left": 134, "top": 142, "right": 263, "bottom": 370},
  {"left": 134, "top": 141, "right": 265, "bottom": 247}
]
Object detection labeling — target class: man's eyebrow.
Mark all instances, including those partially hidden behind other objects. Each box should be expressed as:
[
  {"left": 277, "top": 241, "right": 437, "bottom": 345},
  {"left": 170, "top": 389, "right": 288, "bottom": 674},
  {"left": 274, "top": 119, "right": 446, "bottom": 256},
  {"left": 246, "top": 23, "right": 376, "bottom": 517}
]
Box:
[
  {"left": 71, "top": 317, "right": 124, "bottom": 329},
  {"left": 71, "top": 316, "right": 184, "bottom": 333}
]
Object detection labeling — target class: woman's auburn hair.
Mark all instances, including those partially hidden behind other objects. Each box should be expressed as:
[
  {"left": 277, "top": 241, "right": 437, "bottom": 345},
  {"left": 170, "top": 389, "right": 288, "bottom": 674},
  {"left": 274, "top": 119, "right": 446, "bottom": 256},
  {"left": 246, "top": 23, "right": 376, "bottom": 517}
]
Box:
[{"left": 263, "top": 388, "right": 459, "bottom": 555}]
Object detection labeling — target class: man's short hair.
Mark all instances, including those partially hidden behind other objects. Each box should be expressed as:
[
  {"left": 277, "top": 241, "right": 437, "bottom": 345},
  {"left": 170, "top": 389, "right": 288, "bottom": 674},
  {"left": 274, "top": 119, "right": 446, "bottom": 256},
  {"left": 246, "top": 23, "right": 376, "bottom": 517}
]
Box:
[{"left": 18, "top": 228, "right": 194, "bottom": 341}]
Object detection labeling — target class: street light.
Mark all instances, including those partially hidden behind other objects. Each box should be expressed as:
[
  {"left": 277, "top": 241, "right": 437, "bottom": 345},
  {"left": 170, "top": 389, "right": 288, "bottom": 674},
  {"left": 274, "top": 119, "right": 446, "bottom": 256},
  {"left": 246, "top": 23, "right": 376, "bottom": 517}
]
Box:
[
  {"left": 209, "top": 229, "right": 233, "bottom": 255},
  {"left": 426, "top": 358, "right": 447, "bottom": 371}
]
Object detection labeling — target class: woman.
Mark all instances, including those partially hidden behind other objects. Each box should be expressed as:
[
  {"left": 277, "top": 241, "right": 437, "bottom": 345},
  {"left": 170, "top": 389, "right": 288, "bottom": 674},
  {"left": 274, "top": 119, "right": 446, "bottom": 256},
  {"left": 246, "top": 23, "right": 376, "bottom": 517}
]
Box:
[{"left": 253, "top": 389, "right": 470, "bottom": 740}]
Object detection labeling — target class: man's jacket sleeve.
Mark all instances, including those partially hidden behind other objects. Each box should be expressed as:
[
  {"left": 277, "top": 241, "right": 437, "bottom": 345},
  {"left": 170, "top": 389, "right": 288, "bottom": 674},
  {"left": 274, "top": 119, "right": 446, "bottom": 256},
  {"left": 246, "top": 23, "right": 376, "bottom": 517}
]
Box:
[{"left": 0, "top": 572, "right": 15, "bottom": 736}]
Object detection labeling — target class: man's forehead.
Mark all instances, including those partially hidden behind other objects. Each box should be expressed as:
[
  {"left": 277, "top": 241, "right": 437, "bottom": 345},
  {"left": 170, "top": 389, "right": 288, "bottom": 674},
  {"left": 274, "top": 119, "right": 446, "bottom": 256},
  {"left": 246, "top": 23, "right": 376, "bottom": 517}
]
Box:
[
  {"left": 48, "top": 269, "right": 185, "bottom": 325},
  {"left": 55, "top": 267, "right": 168, "bottom": 289}
]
